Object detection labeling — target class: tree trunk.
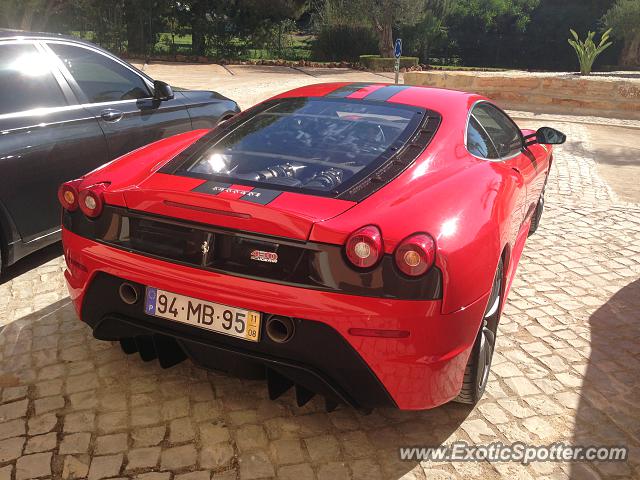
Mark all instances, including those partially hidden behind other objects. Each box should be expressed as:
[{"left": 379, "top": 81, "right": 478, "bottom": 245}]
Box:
[
  {"left": 124, "top": 0, "right": 144, "bottom": 54},
  {"left": 31, "top": 0, "right": 56, "bottom": 32},
  {"left": 20, "top": 3, "right": 35, "bottom": 30},
  {"left": 377, "top": 21, "right": 394, "bottom": 58},
  {"left": 191, "top": 0, "right": 207, "bottom": 56},
  {"left": 619, "top": 35, "right": 640, "bottom": 67}
]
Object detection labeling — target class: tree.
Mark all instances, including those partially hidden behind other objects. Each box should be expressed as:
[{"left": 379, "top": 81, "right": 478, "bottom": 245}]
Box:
[
  {"left": 311, "top": 0, "right": 378, "bottom": 61},
  {"left": 229, "top": 0, "right": 308, "bottom": 57},
  {"left": 371, "top": 0, "right": 424, "bottom": 57},
  {"left": 122, "top": 0, "right": 171, "bottom": 56},
  {"left": 400, "top": 0, "right": 452, "bottom": 62},
  {"left": 0, "top": 0, "right": 70, "bottom": 31},
  {"left": 173, "top": 0, "right": 307, "bottom": 57},
  {"left": 361, "top": 0, "right": 429, "bottom": 57},
  {"left": 603, "top": 0, "right": 640, "bottom": 67},
  {"left": 523, "top": 0, "right": 619, "bottom": 70},
  {"left": 322, "top": 0, "right": 444, "bottom": 58},
  {"left": 446, "top": 0, "right": 540, "bottom": 67}
]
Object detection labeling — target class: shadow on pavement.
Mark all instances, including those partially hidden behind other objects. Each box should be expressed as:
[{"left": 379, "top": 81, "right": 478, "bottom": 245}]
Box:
[
  {"left": 584, "top": 125, "right": 640, "bottom": 167},
  {"left": 0, "top": 298, "right": 72, "bottom": 382},
  {"left": 571, "top": 278, "right": 640, "bottom": 479},
  {"left": 0, "top": 241, "right": 63, "bottom": 285},
  {"left": 0, "top": 296, "right": 471, "bottom": 478}
]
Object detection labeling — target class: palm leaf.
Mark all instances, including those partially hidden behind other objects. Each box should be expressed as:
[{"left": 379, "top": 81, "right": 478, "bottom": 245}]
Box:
[{"left": 568, "top": 28, "right": 614, "bottom": 75}]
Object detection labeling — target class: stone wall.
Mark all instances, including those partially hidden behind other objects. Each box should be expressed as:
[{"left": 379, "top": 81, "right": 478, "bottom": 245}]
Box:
[{"left": 404, "top": 71, "right": 640, "bottom": 120}]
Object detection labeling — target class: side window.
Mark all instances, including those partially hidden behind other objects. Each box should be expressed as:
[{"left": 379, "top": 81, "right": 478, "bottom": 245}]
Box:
[
  {"left": 471, "top": 103, "right": 523, "bottom": 158},
  {"left": 48, "top": 43, "right": 150, "bottom": 103},
  {"left": 467, "top": 117, "right": 499, "bottom": 159},
  {"left": 0, "top": 43, "right": 67, "bottom": 115}
]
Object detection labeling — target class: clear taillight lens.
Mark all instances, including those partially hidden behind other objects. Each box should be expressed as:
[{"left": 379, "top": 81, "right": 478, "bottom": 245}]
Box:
[
  {"left": 78, "top": 183, "right": 107, "bottom": 218},
  {"left": 394, "top": 233, "right": 436, "bottom": 276},
  {"left": 345, "top": 225, "right": 383, "bottom": 269},
  {"left": 57, "top": 180, "right": 81, "bottom": 211}
]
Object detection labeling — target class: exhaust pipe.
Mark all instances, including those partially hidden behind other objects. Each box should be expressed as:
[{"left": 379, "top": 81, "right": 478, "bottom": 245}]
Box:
[
  {"left": 266, "top": 316, "right": 295, "bottom": 344},
  {"left": 119, "top": 283, "right": 140, "bottom": 305}
]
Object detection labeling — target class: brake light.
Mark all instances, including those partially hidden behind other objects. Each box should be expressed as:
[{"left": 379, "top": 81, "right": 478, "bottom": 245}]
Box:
[
  {"left": 345, "top": 225, "right": 383, "bottom": 268},
  {"left": 57, "top": 180, "right": 81, "bottom": 211},
  {"left": 394, "top": 233, "right": 436, "bottom": 276},
  {"left": 78, "top": 183, "right": 107, "bottom": 218}
]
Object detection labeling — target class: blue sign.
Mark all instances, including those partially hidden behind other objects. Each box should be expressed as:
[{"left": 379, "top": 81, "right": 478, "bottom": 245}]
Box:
[
  {"left": 394, "top": 38, "right": 402, "bottom": 58},
  {"left": 145, "top": 287, "right": 157, "bottom": 315}
]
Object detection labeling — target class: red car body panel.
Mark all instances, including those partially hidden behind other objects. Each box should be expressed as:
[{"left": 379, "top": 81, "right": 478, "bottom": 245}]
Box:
[
  {"left": 122, "top": 173, "right": 356, "bottom": 241},
  {"left": 61, "top": 83, "right": 553, "bottom": 410},
  {"left": 64, "top": 228, "right": 489, "bottom": 409}
]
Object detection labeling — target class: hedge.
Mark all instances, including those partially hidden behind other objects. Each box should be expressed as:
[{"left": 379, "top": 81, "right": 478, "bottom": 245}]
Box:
[
  {"left": 313, "top": 25, "right": 378, "bottom": 62},
  {"left": 359, "top": 55, "right": 419, "bottom": 72}
]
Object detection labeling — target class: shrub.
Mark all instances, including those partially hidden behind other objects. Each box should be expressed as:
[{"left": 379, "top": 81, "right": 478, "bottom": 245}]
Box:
[
  {"left": 312, "top": 25, "right": 378, "bottom": 62},
  {"left": 568, "top": 29, "right": 613, "bottom": 75},
  {"left": 602, "top": 0, "right": 640, "bottom": 67},
  {"left": 359, "top": 55, "right": 419, "bottom": 71}
]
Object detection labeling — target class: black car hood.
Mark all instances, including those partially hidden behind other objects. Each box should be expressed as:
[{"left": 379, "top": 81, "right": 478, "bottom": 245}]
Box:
[{"left": 175, "top": 90, "right": 233, "bottom": 105}]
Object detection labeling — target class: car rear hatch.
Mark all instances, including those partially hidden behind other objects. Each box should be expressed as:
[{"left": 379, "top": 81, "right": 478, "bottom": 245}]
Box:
[
  {"left": 118, "top": 95, "right": 440, "bottom": 243},
  {"left": 121, "top": 172, "right": 356, "bottom": 241}
]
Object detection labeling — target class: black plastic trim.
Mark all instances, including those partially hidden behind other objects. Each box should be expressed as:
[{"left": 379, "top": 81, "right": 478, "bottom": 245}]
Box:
[
  {"left": 340, "top": 114, "right": 441, "bottom": 201},
  {"left": 82, "top": 272, "right": 397, "bottom": 410},
  {"left": 64, "top": 207, "right": 442, "bottom": 300}
]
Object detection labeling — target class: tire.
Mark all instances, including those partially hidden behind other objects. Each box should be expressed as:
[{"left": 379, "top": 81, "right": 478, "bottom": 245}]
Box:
[
  {"left": 529, "top": 172, "right": 549, "bottom": 236},
  {"left": 528, "top": 192, "right": 544, "bottom": 236},
  {"left": 454, "top": 260, "right": 503, "bottom": 405},
  {"left": 0, "top": 235, "right": 4, "bottom": 278}
]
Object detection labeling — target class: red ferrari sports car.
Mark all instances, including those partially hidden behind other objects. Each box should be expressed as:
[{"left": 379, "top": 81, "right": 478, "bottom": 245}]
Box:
[{"left": 59, "top": 83, "right": 565, "bottom": 411}]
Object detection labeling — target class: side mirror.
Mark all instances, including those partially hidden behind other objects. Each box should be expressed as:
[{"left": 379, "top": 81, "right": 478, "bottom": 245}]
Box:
[
  {"left": 525, "top": 127, "right": 566, "bottom": 146},
  {"left": 153, "top": 80, "right": 174, "bottom": 101}
]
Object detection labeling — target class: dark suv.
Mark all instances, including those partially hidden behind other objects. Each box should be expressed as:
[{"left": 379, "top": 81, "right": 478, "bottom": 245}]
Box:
[{"left": 0, "top": 30, "right": 240, "bottom": 275}]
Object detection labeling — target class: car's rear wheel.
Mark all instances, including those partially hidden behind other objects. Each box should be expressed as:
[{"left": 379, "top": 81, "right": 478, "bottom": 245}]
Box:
[
  {"left": 0, "top": 233, "right": 4, "bottom": 278},
  {"left": 528, "top": 192, "right": 544, "bottom": 236},
  {"left": 454, "top": 260, "right": 503, "bottom": 405}
]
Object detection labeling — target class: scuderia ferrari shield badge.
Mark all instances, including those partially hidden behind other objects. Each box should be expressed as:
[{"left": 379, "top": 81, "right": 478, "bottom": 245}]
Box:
[{"left": 250, "top": 250, "right": 278, "bottom": 263}]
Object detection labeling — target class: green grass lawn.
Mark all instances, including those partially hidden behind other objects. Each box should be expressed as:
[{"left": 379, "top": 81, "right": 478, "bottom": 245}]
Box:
[{"left": 68, "top": 30, "right": 313, "bottom": 60}]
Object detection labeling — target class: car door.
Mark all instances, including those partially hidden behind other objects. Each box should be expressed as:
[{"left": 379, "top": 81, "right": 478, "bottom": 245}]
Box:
[
  {"left": 0, "top": 40, "right": 109, "bottom": 244},
  {"left": 45, "top": 41, "right": 192, "bottom": 159},
  {"left": 471, "top": 102, "right": 537, "bottom": 225}
]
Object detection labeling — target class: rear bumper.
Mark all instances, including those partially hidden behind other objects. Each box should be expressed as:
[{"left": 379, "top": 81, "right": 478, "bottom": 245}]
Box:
[{"left": 63, "top": 228, "right": 489, "bottom": 410}]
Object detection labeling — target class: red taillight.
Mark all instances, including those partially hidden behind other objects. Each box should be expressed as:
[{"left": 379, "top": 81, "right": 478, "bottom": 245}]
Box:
[
  {"left": 58, "top": 180, "right": 81, "bottom": 211},
  {"left": 394, "top": 233, "right": 436, "bottom": 276},
  {"left": 78, "top": 184, "right": 107, "bottom": 218},
  {"left": 345, "top": 225, "right": 383, "bottom": 269}
]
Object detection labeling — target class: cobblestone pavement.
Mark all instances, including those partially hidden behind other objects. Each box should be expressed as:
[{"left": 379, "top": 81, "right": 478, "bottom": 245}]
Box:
[{"left": 1, "top": 66, "right": 639, "bottom": 480}]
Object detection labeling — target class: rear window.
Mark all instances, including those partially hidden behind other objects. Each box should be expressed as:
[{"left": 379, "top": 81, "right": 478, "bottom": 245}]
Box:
[{"left": 184, "top": 98, "right": 424, "bottom": 195}]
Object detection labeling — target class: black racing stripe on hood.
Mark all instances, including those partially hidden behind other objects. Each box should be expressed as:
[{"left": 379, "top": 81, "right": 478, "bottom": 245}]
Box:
[
  {"left": 325, "top": 83, "right": 375, "bottom": 98},
  {"left": 363, "top": 85, "right": 412, "bottom": 101}
]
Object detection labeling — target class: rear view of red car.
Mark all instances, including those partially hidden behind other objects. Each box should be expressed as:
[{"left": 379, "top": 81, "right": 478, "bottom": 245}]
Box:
[{"left": 59, "top": 83, "right": 565, "bottom": 411}]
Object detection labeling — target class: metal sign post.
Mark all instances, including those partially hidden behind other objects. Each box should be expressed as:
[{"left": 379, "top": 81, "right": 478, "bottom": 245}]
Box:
[{"left": 394, "top": 38, "right": 402, "bottom": 84}]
